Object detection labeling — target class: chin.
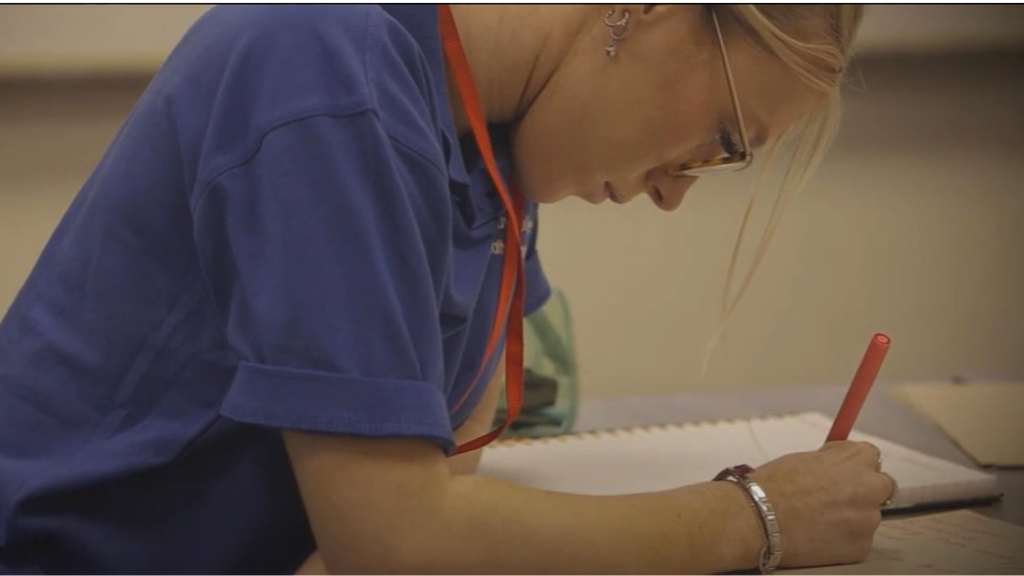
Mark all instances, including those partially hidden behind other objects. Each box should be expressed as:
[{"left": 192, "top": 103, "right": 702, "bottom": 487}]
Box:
[
  {"left": 525, "top": 187, "right": 578, "bottom": 205},
  {"left": 514, "top": 172, "right": 573, "bottom": 204},
  {"left": 511, "top": 135, "right": 580, "bottom": 204}
]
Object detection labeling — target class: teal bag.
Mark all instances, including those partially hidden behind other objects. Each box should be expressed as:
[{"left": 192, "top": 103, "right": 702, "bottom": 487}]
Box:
[{"left": 494, "top": 288, "right": 578, "bottom": 437}]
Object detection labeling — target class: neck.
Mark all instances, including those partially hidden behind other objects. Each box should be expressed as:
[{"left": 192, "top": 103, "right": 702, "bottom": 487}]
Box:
[{"left": 445, "top": 6, "right": 584, "bottom": 137}]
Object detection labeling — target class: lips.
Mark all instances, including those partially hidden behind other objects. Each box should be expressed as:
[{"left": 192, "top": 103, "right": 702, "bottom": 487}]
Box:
[
  {"left": 605, "top": 181, "right": 626, "bottom": 204},
  {"left": 651, "top": 185, "right": 664, "bottom": 206}
]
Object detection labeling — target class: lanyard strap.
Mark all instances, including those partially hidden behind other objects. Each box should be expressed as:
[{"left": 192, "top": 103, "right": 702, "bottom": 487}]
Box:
[{"left": 439, "top": 5, "right": 526, "bottom": 454}]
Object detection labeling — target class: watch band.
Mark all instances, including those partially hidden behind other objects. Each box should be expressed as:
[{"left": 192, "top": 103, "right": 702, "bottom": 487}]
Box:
[{"left": 714, "top": 465, "right": 784, "bottom": 574}]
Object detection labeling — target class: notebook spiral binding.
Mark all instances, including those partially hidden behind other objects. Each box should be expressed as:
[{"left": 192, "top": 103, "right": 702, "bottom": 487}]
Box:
[{"left": 492, "top": 413, "right": 801, "bottom": 448}]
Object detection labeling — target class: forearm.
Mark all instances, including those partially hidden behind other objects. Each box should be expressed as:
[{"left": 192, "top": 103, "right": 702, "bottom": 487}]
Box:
[
  {"left": 322, "top": 473, "right": 762, "bottom": 574},
  {"left": 304, "top": 352, "right": 762, "bottom": 573},
  {"left": 439, "top": 475, "right": 761, "bottom": 573},
  {"left": 296, "top": 449, "right": 485, "bottom": 574}
]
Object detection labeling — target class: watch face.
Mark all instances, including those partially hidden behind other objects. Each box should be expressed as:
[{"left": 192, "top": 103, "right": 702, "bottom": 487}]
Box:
[{"left": 749, "top": 484, "right": 768, "bottom": 500}]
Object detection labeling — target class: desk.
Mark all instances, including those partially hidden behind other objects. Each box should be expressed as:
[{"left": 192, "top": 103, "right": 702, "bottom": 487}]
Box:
[{"left": 573, "top": 381, "right": 1024, "bottom": 527}]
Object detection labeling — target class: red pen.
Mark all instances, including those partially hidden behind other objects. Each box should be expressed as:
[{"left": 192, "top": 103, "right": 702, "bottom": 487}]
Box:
[{"left": 826, "top": 333, "right": 891, "bottom": 442}]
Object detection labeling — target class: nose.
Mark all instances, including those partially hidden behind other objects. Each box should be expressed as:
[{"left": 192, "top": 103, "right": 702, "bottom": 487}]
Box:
[{"left": 645, "top": 167, "right": 697, "bottom": 212}]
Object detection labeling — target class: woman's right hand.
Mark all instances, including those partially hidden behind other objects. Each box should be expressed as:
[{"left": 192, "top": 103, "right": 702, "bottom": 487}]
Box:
[{"left": 747, "top": 441, "right": 897, "bottom": 569}]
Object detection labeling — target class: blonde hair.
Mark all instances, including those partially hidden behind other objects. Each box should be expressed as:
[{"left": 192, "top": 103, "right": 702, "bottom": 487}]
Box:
[{"left": 700, "top": 5, "right": 865, "bottom": 379}]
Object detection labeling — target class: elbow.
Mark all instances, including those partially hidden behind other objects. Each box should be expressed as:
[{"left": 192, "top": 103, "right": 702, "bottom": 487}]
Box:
[
  {"left": 319, "top": 526, "right": 445, "bottom": 574},
  {"left": 319, "top": 476, "right": 480, "bottom": 573}
]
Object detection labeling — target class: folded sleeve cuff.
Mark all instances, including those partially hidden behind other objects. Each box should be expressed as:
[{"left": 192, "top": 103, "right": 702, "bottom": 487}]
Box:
[{"left": 220, "top": 361, "right": 455, "bottom": 454}]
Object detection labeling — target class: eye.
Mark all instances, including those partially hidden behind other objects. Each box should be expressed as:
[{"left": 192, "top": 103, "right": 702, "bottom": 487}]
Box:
[
  {"left": 668, "top": 123, "right": 738, "bottom": 176},
  {"left": 718, "top": 122, "right": 740, "bottom": 156}
]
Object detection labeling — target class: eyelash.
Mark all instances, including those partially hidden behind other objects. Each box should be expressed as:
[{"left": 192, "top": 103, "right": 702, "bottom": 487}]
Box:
[
  {"left": 668, "top": 123, "right": 740, "bottom": 175},
  {"left": 718, "top": 122, "right": 739, "bottom": 156}
]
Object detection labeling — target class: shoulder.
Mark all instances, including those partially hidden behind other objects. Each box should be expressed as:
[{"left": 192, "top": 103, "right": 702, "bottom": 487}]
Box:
[
  {"left": 168, "top": 5, "right": 382, "bottom": 106},
  {"left": 191, "top": 5, "right": 382, "bottom": 54},
  {"left": 160, "top": 5, "right": 447, "bottom": 189},
  {"left": 178, "top": 5, "right": 436, "bottom": 109}
]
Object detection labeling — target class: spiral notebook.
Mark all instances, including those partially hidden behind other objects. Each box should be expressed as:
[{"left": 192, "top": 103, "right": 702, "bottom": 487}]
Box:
[{"left": 478, "top": 412, "right": 1001, "bottom": 511}]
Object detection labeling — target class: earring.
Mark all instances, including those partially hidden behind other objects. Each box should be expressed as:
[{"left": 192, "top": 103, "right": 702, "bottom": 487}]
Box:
[{"left": 602, "top": 8, "right": 632, "bottom": 59}]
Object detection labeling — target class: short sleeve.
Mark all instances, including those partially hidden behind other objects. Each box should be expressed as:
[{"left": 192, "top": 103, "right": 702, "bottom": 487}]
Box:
[
  {"left": 192, "top": 111, "right": 456, "bottom": 452},
  {"left": 523, "top": 203, "right": 552, "bottom": 316}
]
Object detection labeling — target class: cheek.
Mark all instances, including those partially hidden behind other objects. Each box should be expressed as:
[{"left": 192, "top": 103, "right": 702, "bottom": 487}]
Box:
[
  {"left": 511, "top": 133, "right": 568, "bottom": 203},
  {"left": 510, "top": 62, "right": 715, "bottom": 201},
  {"left": 510, "top": 97, "right": 620, "bottom": 202},
  {"left": 513, "top": 110, "right": 694, "bottom": 203}
]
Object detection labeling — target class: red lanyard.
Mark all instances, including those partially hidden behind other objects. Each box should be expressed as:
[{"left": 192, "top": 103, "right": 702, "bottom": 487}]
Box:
[{"left": 439, "top": 5, "right": 526, "bottom": 454}]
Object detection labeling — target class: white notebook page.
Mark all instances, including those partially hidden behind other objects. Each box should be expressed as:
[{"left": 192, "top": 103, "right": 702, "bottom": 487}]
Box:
[{"left": 478, "top": 412, "right": 999, "bottom": 510}]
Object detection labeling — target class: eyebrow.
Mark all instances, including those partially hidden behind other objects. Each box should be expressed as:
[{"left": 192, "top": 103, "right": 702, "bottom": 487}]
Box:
[
  {"left": 737, "top": 117, "right": 768, "bottom": 150},
  {"left": 744, "top": 109, "right": 771, "bottom": 150},
  {"left": 714, "top": 117, "right": 768, "bottom": 153}
]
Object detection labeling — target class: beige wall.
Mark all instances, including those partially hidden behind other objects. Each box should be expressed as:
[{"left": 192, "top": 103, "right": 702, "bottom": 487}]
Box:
[
  {"left": 1, "top": 7, "right": 1022, "bottom": 401},
  {"left": 0, "top": 6, "right": 212, "bottom": 75},
  {"left": 856, "top": 5, "right": 1024, "bottom": 54},
  {"left": 539, "top": 55, "right": 1024, "bottom": 398}
]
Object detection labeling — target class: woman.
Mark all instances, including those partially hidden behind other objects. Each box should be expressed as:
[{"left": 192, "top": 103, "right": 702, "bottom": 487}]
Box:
[{"left": 0, "top": 4, "right": 895, "bottom": 573}]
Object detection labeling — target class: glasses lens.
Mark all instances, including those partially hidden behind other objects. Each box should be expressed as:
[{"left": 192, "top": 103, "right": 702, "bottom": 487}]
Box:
[
  {"left": 674, "top": 155, "right": 750, "bottom": 177},
  {"left": 682, "top": 164, "right": 740, "bottom": 177}
]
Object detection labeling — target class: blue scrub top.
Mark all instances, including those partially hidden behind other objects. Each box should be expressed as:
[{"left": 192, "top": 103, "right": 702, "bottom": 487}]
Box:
[{"left": 0, "top": 5, "right": 550, "bottom": 572}]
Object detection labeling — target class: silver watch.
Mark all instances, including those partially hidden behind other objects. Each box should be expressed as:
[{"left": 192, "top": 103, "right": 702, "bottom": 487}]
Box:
[{"left": 714, "top": 464, "right": 783, "bottom": 574}]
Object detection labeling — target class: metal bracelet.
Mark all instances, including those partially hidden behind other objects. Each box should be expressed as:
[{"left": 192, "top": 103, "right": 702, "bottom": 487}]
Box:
[{"left": 714, "top": 465, "right": 784, "bottom": 574}]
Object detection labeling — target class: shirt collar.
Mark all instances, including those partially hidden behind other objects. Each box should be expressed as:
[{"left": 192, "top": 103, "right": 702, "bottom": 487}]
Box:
[
  {"left": 455, "top": 125, "right": 514, "bottom": 227},
  {"left": 381, "top": 5, "right": 508, "bottom": 228}
]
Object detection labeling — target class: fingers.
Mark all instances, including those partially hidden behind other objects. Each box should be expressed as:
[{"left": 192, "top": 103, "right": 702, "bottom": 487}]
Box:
[
  {"left": 858, "top": 441, "right": 882, "bottom": 465},
  {"left": 822, "top": 440, "right": 882, "bottom": 466},
  {"left": 880, "top": 471, "right": 898, "bottom": 506},
  {"left": 858, "top": 443, "right": 896, "bottom": 506},
  {"left": 821, "top": 441, "right": 894, "bottom": 506}
]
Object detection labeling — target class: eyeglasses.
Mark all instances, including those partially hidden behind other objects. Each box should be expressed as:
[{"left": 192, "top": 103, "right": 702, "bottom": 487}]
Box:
[{"left": 668, "top": 8, "right": 753, "bottom": 177}]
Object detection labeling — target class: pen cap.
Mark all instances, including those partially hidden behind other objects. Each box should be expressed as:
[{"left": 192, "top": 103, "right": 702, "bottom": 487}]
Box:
[{"left": 826, "top": 333, "right": 890, "bottom": 442}]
